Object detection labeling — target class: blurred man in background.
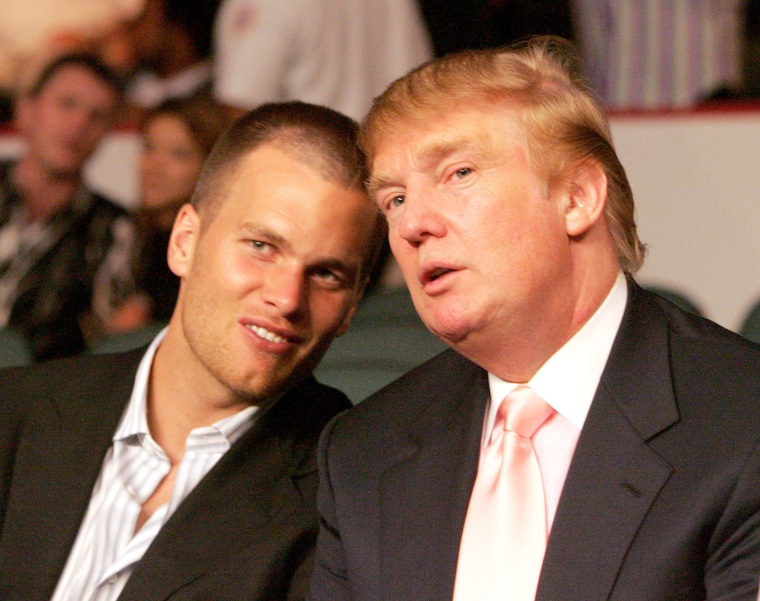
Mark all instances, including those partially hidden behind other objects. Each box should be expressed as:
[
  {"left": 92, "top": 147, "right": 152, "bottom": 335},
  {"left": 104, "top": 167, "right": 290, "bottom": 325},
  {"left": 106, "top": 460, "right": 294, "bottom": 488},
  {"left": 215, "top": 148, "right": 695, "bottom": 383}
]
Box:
[{"left": 0, "top": 52, "right": 134, "bottom": 361}]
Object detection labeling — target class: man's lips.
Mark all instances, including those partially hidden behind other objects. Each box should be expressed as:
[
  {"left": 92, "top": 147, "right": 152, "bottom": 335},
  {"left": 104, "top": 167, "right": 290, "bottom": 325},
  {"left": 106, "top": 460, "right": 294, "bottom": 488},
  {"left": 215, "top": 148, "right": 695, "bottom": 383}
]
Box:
[
  {"left": 243, "top": 322, "right": 301, "bottom": 345},
  {"left": 247, "top": 324, "right": 288, "bottom": 343},
  {"left": 419, "top": 262, "right": 460, "bottom": 286}
]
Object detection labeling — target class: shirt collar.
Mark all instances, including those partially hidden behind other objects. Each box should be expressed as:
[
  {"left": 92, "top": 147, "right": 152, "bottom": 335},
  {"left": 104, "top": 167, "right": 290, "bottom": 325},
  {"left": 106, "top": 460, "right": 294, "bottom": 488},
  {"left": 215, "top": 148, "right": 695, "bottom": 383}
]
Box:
[
  {"left": 488, "top": 271, "right": 628, "bottom": 430},
  {"left": 113, "top": 327, "right": 259, "bottom": 449},
  {"left": 113, "top": 329, "right": 166, "bottom": 441}
]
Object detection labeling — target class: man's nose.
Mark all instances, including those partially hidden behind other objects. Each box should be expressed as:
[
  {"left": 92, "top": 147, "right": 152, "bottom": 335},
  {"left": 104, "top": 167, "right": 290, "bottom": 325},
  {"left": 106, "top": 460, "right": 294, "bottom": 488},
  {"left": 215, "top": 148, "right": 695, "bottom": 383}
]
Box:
[
  {"left": 396, "top": 192, "right": 447, "bottom": 246},
  {"left": 261, "top": 265, "right": 306, "bottom": 316}
]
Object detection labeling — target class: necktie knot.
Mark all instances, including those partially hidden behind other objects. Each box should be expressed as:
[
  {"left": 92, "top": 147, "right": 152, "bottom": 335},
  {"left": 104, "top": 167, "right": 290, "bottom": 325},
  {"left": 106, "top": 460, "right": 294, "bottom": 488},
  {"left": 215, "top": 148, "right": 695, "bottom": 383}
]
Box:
[{"left": 497, "top": 385, "right": 555, "bottom": 440}]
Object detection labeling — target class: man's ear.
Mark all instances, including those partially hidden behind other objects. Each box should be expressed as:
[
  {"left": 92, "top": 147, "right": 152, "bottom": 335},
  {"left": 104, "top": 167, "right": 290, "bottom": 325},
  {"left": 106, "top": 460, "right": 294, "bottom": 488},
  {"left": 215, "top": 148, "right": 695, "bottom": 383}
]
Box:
[
  {"left": 562, "top": 161, "right": 609, "bottom": 237},
  {"left": 167, "top": 203, "right": 200, "bottom": 278}
]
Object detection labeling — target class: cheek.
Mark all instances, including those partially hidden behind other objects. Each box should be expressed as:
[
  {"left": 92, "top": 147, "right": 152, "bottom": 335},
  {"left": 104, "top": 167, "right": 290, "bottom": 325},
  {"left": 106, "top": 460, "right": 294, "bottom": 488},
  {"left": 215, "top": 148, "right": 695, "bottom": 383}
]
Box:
[
  {"left": 138, "top": 154, "right": 154, "bottom": 178},
  {"left": 388, "top": 230, "right": 415, "bottom": 268},
  {"left": 220, "top": 250, "right": 270, "bottom": 296},
  {"left": 311, "top": 293, "right": 357, "bottom": 337}
]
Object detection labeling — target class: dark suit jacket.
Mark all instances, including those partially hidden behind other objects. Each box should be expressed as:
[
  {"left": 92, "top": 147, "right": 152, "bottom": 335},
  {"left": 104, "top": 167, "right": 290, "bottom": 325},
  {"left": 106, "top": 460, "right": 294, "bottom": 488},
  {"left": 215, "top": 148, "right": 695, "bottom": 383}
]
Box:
[
  {"left": 0, "top": 347, "right": 351, "bottom": 600},
  {"left": 310, "top": 283, "right": 760, "bottom": 600}
]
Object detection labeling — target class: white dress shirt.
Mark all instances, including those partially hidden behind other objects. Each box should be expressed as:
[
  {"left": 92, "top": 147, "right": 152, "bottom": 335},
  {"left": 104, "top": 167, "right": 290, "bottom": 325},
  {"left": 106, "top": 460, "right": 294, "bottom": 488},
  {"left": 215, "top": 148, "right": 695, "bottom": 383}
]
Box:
[
  {"left": 486, "top": 272, "right": 628, "bottom": 531},
  {"left": 51, "top": 330, "right": 258, "bottom": 601}
]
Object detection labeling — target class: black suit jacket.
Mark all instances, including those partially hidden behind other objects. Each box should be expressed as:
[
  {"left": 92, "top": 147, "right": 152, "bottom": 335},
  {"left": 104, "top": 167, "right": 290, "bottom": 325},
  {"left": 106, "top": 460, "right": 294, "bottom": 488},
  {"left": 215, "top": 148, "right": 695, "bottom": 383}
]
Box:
[
  {"left": 310, "top": 283, "right": 760, "bottom": 600},
  {"left": 0, "top": 347, "right": 351, "bottom": 600}
]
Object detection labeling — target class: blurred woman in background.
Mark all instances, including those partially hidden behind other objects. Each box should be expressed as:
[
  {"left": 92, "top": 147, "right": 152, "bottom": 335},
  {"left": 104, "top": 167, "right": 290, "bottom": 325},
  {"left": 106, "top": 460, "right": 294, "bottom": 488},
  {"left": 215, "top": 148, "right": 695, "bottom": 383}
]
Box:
[{"left": 107, "top": 95, "right": 231, "bottom": 333}]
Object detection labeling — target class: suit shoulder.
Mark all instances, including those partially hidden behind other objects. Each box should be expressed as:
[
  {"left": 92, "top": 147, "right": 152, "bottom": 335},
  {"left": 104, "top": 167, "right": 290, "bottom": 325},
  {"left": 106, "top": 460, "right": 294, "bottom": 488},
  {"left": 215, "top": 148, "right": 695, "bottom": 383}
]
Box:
[
  {"left": 273, "top": 376, "right": 352, "bottom": 437},
  {"left": 643, "top": 287, "right": 759, "bottom": 352},
  {"left": 324, "top": 348, "right": 484, "bottom": 448},
  {"left": 0, "top": 349, "right": 144, "bottom": 420},
  {"left": 647, "top": 291, "right": 760, "bottom": 369}
]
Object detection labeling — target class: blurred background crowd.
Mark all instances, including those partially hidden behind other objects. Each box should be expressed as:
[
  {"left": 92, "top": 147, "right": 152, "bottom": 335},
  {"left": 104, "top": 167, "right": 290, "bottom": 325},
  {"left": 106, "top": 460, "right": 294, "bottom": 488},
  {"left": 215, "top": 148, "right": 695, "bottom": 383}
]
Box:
[
  {"left": 0, "top": 0, "right": 759, "bottom": 399},
  {"left": 4, "top": 0, "right": 760, "bottom": 125}
]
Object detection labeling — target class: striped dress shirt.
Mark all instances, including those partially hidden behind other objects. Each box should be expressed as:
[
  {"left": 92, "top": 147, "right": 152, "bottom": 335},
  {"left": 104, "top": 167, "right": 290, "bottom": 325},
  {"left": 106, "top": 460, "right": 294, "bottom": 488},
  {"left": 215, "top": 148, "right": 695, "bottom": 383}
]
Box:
[
  {"left": 574, "top": 0, "right": 744, "bottom": 109},
  {"left": 50, "top": 331, "right": 258, "bottom": 601}
]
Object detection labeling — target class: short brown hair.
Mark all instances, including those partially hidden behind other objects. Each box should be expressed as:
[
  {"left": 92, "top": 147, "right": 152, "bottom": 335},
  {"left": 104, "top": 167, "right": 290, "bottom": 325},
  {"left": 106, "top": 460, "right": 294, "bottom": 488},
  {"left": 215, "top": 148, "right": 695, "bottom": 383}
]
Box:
[
  {"left": 28, "top": 52, "right": 123, "bottom": 99},
  {"left": 193, "top": 101, "right": 386, "bottom": 279},
  {"left": 361, "top": 36, "right": 646, "bottom": 274},
  {"left": 143, "top": 96, "right": 232, "bottom": 158}
]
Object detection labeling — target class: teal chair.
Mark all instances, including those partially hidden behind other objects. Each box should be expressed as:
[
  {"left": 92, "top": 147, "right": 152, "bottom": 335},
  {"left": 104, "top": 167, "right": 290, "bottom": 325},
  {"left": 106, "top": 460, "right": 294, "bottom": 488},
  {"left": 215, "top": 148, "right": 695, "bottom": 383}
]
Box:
[
  {"left": 0, "top": 328, "right": 33, "bottom": 368},
  {"left": 739, "top": 299, "right": 760, "bottom": 344},
  {"left": 89, "top": 322, "right": 168, "bottom": 354},
  {"left": 644, "top": 285, "right": 704, "bottom": 316},
  {"left": 315, "top": 287, "right": 447, "bottom": 403}
]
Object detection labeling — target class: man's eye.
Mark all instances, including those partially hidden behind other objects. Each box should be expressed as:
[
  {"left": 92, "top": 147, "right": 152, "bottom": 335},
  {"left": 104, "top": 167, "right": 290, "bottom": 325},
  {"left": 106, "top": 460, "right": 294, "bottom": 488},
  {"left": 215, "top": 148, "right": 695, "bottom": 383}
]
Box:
[
  {"left": 315, "top": 268, "right": 338, "bottom": 281},
  {"left": 58, "top": 97, "right": 78, "bottom": 110},
  {"left": 311, "top": 267, "right": 345, "bottom": 288},
  {"left": 454, "top": 167, "right": 472, "bottom": 179},
  {"left": 251, "top": 240, "right": 272, "bottom": 252},
  {"left": 389, "top": 195, "right": 405, "bottom": 208}
]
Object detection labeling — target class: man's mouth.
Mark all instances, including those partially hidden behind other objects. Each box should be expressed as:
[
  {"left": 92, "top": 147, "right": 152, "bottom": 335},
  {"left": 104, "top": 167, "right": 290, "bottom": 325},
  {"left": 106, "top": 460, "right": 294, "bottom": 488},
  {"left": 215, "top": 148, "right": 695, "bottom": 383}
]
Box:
[
  {"left": 421, "top": 265, "right": 455, "bottom": 285},
  {"left": 427, "top": 267, "right": 452, "bottom": 282},
  {"left": 246, "top": 324, "right": 288, "bottom": 344}
]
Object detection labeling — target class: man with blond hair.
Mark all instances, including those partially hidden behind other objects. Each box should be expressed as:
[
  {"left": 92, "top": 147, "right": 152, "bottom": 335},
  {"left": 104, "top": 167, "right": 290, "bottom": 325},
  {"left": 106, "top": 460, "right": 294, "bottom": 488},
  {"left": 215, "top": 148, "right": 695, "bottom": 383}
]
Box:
[{"left": 309, "top": 38, "right": 760, "bottom": 601}]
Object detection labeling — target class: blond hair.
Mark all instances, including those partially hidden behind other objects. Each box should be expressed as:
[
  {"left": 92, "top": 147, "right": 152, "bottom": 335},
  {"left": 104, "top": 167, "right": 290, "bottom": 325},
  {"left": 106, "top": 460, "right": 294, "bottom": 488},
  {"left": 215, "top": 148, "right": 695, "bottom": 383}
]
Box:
[{"left": 361, "top": 37, "right": 645, "bottom": 274}]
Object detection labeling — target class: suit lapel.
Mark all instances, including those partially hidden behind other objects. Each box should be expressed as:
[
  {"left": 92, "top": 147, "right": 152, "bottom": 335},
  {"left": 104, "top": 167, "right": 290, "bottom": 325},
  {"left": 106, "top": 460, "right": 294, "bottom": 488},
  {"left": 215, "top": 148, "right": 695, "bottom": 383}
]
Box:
[
  {"left": 538, "top": 283, "right": 679, "bottom": 601},
  {"left": 120, "top": 376, "right": 333, "bottom": 601},
  {"left": 378, "top": 353, "right": 488, "bottom": 601},
  {"left": 119, "top": 419, "right": 292, "bottom": 600}
]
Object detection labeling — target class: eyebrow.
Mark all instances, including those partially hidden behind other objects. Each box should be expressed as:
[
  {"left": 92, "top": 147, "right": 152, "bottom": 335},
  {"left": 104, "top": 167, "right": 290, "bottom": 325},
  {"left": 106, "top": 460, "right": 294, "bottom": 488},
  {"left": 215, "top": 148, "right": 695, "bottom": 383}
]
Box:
[
  {"left": 368, "top": 136, "right": 485, "bottom": 198},
  {"left": 241, "top": 222, "right": 362, "bottom": 283},
  {"left": 312, "top": 257, "right": 362, "bottom": 283},
  {"left": 240, "top": 223, "right": 293, "bottom": 254}
]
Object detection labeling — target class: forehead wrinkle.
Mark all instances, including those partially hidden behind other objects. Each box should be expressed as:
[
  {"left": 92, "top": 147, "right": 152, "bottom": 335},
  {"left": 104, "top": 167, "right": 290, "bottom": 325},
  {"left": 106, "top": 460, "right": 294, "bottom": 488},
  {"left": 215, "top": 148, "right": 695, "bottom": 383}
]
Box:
[
  {"left": 369, "top": 113, "right": 516, "bottom": 200},
  {"left": 369, "top": 137, "right": 465, "bottom": 196},
  {"left": 382, "top": 128, "right": 499, "bottom": 173}
]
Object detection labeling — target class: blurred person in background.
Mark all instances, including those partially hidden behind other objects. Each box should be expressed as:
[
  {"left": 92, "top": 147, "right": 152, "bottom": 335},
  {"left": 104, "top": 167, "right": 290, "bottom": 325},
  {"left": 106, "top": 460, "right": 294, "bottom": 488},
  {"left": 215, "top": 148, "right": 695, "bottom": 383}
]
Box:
[
  {"left": 572, "top": 0, "right": 746, "bottom": 109},
  {"left": 101, "top": 0, "right": 221, "bottom": 124},
  {"left": 107, "top": 96, "right": 232, "bottom": 334},
  {"left": 0, "top": 0, "right": 144, "bottom": 122},
  {"left": 0, "top": 52, "right": 135, "bottom": 361},
  {"left": 212, "top": 0, "right": 433, "bottom": 121}
]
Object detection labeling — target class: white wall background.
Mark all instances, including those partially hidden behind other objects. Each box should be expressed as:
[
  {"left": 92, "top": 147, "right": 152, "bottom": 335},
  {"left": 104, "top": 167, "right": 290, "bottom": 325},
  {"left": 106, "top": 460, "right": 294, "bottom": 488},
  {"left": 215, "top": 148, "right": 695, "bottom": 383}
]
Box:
[{"left": 611, "top": 111, "right": 760, "bottom": 331}]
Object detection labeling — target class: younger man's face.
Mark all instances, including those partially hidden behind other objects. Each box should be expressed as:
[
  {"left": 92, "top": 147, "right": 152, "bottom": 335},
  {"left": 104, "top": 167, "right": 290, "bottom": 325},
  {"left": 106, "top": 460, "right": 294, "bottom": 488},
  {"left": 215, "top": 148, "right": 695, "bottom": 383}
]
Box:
[{"left": 169, "top": 143, "right": 378, "bottom": 403}]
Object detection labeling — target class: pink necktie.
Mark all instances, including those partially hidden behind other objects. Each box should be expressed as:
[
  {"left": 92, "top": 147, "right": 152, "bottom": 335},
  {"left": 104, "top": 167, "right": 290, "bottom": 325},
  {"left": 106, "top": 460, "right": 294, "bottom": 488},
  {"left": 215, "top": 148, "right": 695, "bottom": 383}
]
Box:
[{"left": 453, "top": 386, "right": 555, "bottom": 601}]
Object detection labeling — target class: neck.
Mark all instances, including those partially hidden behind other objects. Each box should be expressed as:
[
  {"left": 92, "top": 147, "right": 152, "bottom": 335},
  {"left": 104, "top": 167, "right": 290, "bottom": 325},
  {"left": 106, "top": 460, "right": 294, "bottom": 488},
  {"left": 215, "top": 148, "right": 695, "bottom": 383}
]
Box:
[
  {"left": 461, "top": 254, "right": 620, "bottom": 383},
  {"left": 14, "top": 155, "right": 81, "bottom": 221},
  {"left": 146, "top": 323, "right": 251, "bottom": 463}
]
